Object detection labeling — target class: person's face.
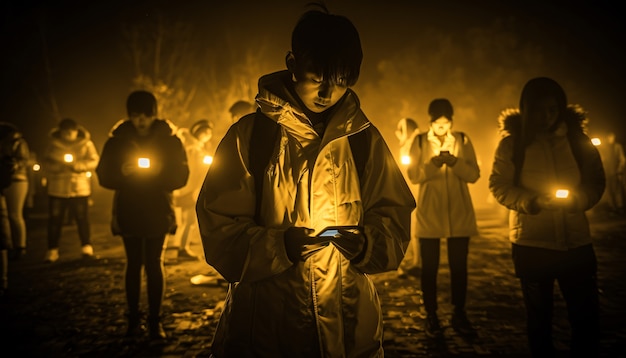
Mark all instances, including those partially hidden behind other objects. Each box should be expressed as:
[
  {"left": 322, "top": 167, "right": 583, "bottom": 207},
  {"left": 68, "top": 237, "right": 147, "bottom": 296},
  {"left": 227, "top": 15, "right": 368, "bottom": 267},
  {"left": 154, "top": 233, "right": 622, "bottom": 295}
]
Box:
[
  {"left": 522, "top": 97, "right": 559, "bottom": 132},
  {"left": 130, "top": 113, "right": 156, "bottom": 137},
  {"left": 60, "top": 128, "right": 78, "bottom": 142},
  {"left": 431, "top": 117, "right": 452, "bottom": 137},
  {"left": 293, "top": 72, "right": 348, "bottom": 113}
]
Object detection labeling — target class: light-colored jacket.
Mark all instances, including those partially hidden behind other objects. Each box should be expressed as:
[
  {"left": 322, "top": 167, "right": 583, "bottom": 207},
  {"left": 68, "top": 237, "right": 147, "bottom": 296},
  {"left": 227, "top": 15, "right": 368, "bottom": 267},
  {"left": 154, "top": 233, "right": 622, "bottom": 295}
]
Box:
[
  {"left": 488, "top": 106, "right": 605, "bottom": 250},
  {"left": 196, "top": 70, "right": 415, "bottom": 357},
  {"left": 43, "top": 125, "right": 99, "bottom": 198},
  {"left": 173, "top": 128, "right": 211, "bottom": 207},
  {"left": 407, "top": 129, "right": 480, "bottom": 238}
]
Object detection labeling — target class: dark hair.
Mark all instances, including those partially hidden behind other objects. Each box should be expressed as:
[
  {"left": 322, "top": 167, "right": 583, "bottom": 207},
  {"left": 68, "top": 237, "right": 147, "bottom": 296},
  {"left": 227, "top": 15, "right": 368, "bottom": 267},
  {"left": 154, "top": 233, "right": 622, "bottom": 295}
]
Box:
[
  {"left": 428, "top": 98, "right": 453, "bottom": 121},
  {"left": 126, "top": 90, "right": 157, "bottom": 117},
  {"left": 228, "top": 100, "right": 256, "bottom": 119},
  {"left": 58, "top": 118, "right": 78, "bottom": 131},
  {"left": 291, "top": 8, "right": 362, "bottom": 87},
  {"left": 519, "top": 77, "right": 567, "bottom": 115}
]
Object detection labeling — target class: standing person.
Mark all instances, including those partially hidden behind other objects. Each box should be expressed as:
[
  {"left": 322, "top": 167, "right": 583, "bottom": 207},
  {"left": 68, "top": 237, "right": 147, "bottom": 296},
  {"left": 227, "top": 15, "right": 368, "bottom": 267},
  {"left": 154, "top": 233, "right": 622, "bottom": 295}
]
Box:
[
  {"left": 42, "top": 118, "right": 99, "bottom": 263},
  {"left": 395, "top": 117, "right": 421, "bottom": 278},
  {"left": 196, "top": 7, "right": 415, "bottom": 357},
  {"left": 599, "top": 131, "right": 625, "bottom": 214},
  {"left": 190, "top": 102, "right": 255, "bottom": 286},
  {"left": 0, "top": 122, "right": 19, "bottom": 296},
  {"left": 406, "top": 98, "right": 480, "bottom": 337},
  {"left": 166, "top": 119, "right": 214, "bottom": 263},
  {"left": 96, "top": 90, "right": 189, "bottom": 340},
  {"left": 489, "top": 77, "right": 605, "bottom": 357},
  {"left": 0, "top": 122, "right": 29, "bottom": 260}
]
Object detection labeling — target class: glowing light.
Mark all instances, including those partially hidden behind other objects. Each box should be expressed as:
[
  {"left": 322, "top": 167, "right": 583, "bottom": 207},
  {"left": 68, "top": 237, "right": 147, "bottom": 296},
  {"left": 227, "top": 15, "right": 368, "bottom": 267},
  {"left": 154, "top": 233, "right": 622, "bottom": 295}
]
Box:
[
  {"left": 33, "top": 163, "right": 41, "bottom": 171},
  {"left": 555, "top": 189, "right": 569, "bottom": 199},
  {"left": 64, "top": 154, "right": 74, "bottom": 163},
  {"left": 138, "top": 158, "right": 151, "bottom": 168},
  {"left": 400, "top": 155, "right": 411, "bottom": 165},
  {"left": 203, "top": 155, "right": 213, "bottom": 165},
  {"left": 86, "top": 171, "right": 92, "bottom": 178},
  {"left": 591, "top": 137, "right": 601, "bottom": 146}
]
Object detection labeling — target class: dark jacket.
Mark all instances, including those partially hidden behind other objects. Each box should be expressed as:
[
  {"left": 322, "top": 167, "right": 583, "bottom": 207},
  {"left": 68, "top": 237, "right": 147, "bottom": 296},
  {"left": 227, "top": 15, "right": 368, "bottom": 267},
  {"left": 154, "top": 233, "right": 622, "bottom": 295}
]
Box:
[
  {"left": 0, "top": 122, "right": 30, "bottom": 184},
  {"left": 96, "top": 119, "right": 189, "bottom": 237}
]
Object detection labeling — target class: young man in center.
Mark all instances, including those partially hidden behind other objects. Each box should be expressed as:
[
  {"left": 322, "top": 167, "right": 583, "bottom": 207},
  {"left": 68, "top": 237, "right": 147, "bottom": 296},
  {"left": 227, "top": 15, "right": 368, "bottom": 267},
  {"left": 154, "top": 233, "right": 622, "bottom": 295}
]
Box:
[{"left": 196, "top": 6, "right": 415, "bottom": 357}]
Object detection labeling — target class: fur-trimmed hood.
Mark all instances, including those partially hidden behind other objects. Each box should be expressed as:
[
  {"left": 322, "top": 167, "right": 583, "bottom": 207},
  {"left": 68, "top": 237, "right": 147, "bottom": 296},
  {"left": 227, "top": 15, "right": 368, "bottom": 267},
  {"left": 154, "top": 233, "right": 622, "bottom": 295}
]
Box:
[
  {"left": 497, "top": 104, "right": 588, "bottom": 138},
  {"left": 49, "top": 124, "right": 92, "bottom": 148}
]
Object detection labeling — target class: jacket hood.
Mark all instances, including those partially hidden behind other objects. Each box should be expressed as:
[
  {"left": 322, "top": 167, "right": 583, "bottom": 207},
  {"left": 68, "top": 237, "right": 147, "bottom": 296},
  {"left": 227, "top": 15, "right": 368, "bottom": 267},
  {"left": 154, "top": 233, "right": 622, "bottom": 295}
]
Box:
[
  {"left": 109, "top": 118, "right": 178, "bottom": 139},
  {"left": 255, "top": 70, "right": 369, "bottom": 136},
  {"left": 49, "top": 124, "right": 91, "bottom": 148},
  {"left": 497, "top": 104, "right": 588, "bottom": 138}
]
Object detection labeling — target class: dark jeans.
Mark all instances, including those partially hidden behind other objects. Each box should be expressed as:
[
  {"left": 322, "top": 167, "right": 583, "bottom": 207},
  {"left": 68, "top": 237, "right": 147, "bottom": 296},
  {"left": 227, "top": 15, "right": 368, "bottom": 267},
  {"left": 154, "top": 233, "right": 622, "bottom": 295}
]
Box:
[
  {"left": 122, "top": 235, "right": 167, "bottom": 318},
  {"left": 514, "top": 244, "right": 600, "bottom": 357},
  {"left": 419, "top": 237, "right": 470, "bottom": 315},
  {"left": 47, "top": 196, "right": 91, "bottom": 249}
]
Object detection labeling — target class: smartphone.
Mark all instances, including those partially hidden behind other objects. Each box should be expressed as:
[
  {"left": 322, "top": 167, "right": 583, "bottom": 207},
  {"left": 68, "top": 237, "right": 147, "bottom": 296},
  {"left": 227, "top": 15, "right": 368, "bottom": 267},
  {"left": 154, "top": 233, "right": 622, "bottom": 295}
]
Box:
[
  {"left": 439, "top": 150, "right": 450, "bottom": 155},
  {"left": 555, "top": 189, "right": 569, "bottom": 199},
  {"left": 318, "top": 225, "right": 362, "bottom": 238}
]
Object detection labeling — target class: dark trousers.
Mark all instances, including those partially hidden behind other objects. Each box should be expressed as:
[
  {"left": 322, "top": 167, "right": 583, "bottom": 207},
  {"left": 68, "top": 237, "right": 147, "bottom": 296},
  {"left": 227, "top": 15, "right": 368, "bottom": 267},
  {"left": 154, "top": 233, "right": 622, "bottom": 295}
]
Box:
[
  {"left": 419, "top": 237, "right": 470, "bottom": 315},
  {"left": 47, "top": 196, "right": 91, "bottom": 249},
  {"left": 122, "top": 235, "right": 167, "bottom": 318}
]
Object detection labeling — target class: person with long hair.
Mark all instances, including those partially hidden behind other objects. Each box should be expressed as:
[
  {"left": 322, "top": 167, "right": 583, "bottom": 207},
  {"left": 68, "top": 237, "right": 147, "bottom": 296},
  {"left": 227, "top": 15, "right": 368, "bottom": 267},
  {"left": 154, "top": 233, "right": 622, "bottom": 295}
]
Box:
[{"left": 489, "top": 77, "right": 605, "bottom": 357}]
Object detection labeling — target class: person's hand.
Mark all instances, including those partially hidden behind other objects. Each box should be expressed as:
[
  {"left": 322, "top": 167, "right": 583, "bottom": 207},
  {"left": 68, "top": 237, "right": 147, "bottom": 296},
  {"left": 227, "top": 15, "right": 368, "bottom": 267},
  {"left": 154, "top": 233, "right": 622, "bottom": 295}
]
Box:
[
  {"left": 431, "top": 155, "right": 445, "bottom": 168},
  {"left": 440, "top": 152, "right": 458, "bottom": 166},
  {"left": 284, "top": 227, "right": 329, "bottom": 263},
  {"left": 121, "top": 161, "right": 137, "bottom": 176},
  {"left": 535, "top": 193, "right": 575, "bottom": 211},
  {"left": 329, "top": 228, "right": 366, "bottom": 261}
]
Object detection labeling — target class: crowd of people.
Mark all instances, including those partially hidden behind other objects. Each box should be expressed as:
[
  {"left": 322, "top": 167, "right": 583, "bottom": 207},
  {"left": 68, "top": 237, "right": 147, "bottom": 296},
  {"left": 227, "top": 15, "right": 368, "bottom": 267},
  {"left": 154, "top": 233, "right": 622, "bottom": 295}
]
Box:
[{"left": 1, "top": 4, "right": 623, "bottom": 358}]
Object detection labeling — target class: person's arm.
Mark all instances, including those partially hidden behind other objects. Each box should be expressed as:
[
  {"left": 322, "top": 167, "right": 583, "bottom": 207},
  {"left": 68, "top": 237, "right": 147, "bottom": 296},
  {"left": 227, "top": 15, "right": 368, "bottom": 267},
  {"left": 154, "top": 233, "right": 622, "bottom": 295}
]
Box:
[
  {"left": 73, "top": 140, "right": 100, "bottom": 173},
  {"left": 571, "top": 136, "right": 605, "bottom": 211},
  {"left": 351, "top": 127, "right": 416, "bottom": 274},
  {"left": 95, "top": 138, "right": 125, "bottom": 190},
  {"left": 158, "top": 136, "right": 189, "bottom": 191},
  {"left": 195, "top": 118, "right": 293, "bottom": 283},
  {"left": 488, "top": 136, "right": 540, "bottom": 214},
  {"left": 449, "top": 133, "right": 480, "bottom": 183}
]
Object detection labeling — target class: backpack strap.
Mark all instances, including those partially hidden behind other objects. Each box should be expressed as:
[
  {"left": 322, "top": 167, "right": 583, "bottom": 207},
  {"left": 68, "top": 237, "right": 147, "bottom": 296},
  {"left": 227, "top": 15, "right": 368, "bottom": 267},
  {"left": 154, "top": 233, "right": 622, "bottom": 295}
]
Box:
[
  {"left": 348, "top": 128, "right": 370, "bottom": 182},
  {"left": 249, "top": 110, "right": 281, "bottom": 223}
]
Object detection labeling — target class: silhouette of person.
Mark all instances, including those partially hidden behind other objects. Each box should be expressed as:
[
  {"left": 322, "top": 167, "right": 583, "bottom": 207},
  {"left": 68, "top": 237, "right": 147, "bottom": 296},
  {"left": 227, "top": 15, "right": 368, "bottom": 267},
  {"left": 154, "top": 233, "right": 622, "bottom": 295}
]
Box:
[
  {"left": 489, "top": 77, "right": 605, "bottom": 357},
  {"left": 96, "top": 90, "right": 189, "bottom": 340},
  {"left": 42, "top": 118, "right": 99, "bottom": 263},
  {"left": 406, "top": 98, "right": 480, "bottom": 337},
  {"left": 395, "top": 117, "right": 421, "bottom": 278},
  {"left": 196, "top": 6, "right": 414, "bottom": 357},
  {"left": 598, "top": 131, "right": 625, "bottom": 214},
  {"left": 0, "top": 122, "right": 29, "bottom": 260}
]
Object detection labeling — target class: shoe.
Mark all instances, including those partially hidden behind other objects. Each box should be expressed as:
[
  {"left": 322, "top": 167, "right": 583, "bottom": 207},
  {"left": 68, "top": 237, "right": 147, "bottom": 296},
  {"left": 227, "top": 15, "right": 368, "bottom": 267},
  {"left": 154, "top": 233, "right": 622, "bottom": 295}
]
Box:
[
  {"left": 177, "top": 250, "right": 197, "bottom": 261},
  {"left": 164, "top": 247, "right": 178, "bottom": 265},
  {"left": 190, "top": 273, "right": 219, "bottom": 286},
  {"left": 148, "top": 316, "right": 167, "bottom": 340},
  {"left": 125, "top": 312, "right": 144, "bottom": 337},
  {"left": 424, "top": 313, "right": 442, "bottom": 337},
  {"left": 45, "top": 249, "right": 59, "bottom": 263},
  {"left": 405, "top": 265, "right": 421, "bottom": 278},
  {"left": 451, "top": 310, "right": 476, "bottom": 336},
  {"left": 81, "top": 244, "right": 94, "bottom": 258}
]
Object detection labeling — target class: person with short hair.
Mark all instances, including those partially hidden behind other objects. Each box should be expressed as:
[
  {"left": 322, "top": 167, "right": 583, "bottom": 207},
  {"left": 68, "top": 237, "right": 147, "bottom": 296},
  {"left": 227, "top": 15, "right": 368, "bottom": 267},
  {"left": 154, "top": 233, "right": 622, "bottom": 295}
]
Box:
[
  {"left": 42, "top": 118, "right": 99, "bottom": 263},
  {"left": 196, "top": 6, "right": 414, "bottom": 357},
  {"left": 96, "top": 90, "right": 189, "bottom": 340},
  {"left": 407, "top": 98, "right": 480, "bottom": 337}
]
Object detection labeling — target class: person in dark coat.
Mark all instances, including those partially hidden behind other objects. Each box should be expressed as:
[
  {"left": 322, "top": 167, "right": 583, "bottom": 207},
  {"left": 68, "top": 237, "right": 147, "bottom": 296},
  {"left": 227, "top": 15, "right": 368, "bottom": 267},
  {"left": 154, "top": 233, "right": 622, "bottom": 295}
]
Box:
[{"left": 96, "top": 90, "right": 189, "bottom": 340}]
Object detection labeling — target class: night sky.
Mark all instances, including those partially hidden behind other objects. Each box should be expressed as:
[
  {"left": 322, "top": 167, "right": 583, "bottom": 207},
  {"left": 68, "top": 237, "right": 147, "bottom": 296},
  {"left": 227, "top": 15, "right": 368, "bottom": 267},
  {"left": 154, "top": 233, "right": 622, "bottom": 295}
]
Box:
[{"left": 1, "top": 0, "right": 624, "bottom": 205}]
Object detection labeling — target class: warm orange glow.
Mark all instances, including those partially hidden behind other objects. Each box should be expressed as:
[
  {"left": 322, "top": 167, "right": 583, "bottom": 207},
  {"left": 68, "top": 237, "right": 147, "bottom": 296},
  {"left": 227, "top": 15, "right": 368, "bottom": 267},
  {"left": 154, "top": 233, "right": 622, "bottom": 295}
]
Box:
[
  {"left": 138, "top": 157, "right": 151, "bottom": 168},
  {"left": 203, "top": 155, "right": 213, "bottom": 165},
  {"left": 86, "top": 171, "right": 92, "bottom": 178},
  {"left": 555, "top": 189, "right": 569, "bottom": 199},
  {"left": 400, "top": 155, "right": 411, "bottom": 165},
  {"left": 33, "top": 163, "right": 41, "bottom": 171},
  {"left": 64, "top": 154, "right": 74, "bottom": 163},
  {"left": 591, "top": 137, "right": 601, "bottom": 146}
]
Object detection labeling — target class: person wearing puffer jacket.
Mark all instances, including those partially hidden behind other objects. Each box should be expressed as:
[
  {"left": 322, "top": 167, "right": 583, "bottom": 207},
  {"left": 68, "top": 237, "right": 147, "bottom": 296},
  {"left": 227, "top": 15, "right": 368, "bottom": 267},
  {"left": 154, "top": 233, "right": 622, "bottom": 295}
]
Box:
[
  {"left": 489, "top": 77, "right": 605, "bottom": 357},
  {"left": 42, "top": 118, "right": 99, "bottom": 263}
]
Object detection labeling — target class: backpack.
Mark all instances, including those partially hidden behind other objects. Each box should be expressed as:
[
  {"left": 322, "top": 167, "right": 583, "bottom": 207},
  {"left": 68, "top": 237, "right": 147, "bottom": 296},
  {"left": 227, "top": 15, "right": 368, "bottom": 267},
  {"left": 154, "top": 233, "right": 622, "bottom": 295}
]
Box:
[{"left": 249, "top": 110, "right": 369, "bottom": 221}]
